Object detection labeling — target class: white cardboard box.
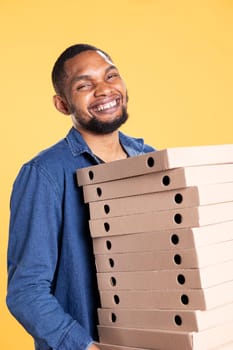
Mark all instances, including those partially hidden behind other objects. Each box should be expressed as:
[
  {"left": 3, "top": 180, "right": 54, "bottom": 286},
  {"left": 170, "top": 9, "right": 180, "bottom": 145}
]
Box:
[
  {"left": 99, "top": 280, "right": 233, "bottom": 310},
  {"left": 98, "top": 302, "right": 233, "bottom": 332},
  {"left": 93, "top": 221, "right": 233, "bottom": 254},
  {"left": 89, "top": 202, "right": 233, "bottom": 237},
  {"left": 83, "top": 165, "right": 233, "bottom": 203},
  {"left": 77, "top": 145, "right": 233, "bottom": 186},
  {"left": 97, "top": 259, "right": 233, "bottom": 290},
  {"left": 98, "top": 321, "right": 233, "bottom": 350},
  {"left": 95, "top": 240, "right": 233, "bottom": 271},
  {"left": 89, "top": 182, "right": 233, "bottom": 219}
]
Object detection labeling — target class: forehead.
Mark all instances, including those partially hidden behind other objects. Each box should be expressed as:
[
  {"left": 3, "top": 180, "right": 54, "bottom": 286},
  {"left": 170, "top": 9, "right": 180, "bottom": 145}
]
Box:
[{"left": 64, "top": 50, "right": 115, "bottom": 78}]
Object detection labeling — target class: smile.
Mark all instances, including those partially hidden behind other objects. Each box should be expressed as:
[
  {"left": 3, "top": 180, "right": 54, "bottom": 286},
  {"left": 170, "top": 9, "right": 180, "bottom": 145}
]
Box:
[{"left": 91, "top": 98, "right": 120, "bottom": 112}]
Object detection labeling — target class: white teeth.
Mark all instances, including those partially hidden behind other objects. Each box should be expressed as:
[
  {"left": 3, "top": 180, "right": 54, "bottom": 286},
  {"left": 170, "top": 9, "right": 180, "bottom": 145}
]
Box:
[{"left": 96, "top": 99, "right": 117, "bottom": 111}]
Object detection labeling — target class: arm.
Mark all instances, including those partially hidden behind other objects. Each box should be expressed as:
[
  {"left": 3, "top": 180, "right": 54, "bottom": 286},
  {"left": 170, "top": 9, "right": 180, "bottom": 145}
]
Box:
[{"left": 6, "top": 163, "right": 93, "bottom": 350}]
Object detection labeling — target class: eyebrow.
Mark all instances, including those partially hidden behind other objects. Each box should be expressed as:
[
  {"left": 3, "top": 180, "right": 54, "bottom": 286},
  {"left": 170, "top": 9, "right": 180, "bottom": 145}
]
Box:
[{"left": 70, "top": 65, "right": 118, "bottom": 86}]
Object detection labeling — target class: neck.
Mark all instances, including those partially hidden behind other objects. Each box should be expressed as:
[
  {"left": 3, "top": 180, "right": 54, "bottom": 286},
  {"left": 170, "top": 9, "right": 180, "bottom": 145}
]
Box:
[{"left": 76, "top": 127, "right": 127, "bottom": 162}]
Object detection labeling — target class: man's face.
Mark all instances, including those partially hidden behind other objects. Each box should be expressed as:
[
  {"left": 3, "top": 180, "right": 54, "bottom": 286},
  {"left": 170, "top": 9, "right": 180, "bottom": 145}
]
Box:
[{"left": 61, "top": 50, "right": 128, "bottom": 134}]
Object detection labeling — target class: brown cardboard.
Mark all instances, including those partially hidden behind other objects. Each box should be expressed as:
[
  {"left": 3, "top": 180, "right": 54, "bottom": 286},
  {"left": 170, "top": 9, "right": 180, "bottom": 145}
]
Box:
[
  {"left": 89, "top": 202, "right": 233, "bottom": 237},
  {"left": 83, "top": 165, "right": 233, "bottom": 203},
  {"left": 98, "top": 322, "right": 233, "bottom": 350},
  {"left": 97, "top": 259, "right": 233, "bottom": 290},
  {"left": 97, "top": 302, "right": 233, "bottom": 331},
  {"left": 96, "top": 344, "right": 148, "bottom": 350},
  {"left": 76, "top": 145, "right": 233, "bottom": 186},
  {"left": 93, "top": 221, "right": 233, "bottom": 254},
  {"left": 99, "top": 280, "right": 233, "bottom": 310},
  {"left": 89, "top": 182, "right": 233, "bottom": 219},
  {"left": 95, "top": 240, "right": 233, "bottom": 272},
  {"left": 97, "top": 341, "right": 233, "bottom": 350}
]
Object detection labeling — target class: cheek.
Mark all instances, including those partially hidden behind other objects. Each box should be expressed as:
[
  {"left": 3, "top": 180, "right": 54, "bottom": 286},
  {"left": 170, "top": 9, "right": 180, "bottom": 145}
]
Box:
[
  {"left": 71, "top": 94, "right": 90, "bottom": 109},
  {"left": 115, "top": 82, "right": 127, "bottom": 98},
  {"left": 122, "top": 88, "right": 128, "bottom": 104},
  {"left": 119, "top": 82, "right": 127, "bottom": 100}
]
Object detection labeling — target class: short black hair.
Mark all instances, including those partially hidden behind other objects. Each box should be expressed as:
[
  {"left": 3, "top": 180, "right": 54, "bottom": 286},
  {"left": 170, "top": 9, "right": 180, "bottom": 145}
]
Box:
[{"left": 51, "top": 43, "right": 112, "bottom": 95}]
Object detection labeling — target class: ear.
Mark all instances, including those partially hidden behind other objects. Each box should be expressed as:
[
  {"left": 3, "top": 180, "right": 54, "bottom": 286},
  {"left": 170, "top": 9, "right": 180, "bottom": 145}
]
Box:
[{"left": 53, "top": 95, "right": 71, "bottom": 115}]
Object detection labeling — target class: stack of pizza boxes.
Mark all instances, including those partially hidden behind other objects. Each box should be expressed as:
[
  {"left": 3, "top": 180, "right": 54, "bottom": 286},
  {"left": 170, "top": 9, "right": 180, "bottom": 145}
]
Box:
[{"left": 77, "top": 144, "right": 233, "bottom": 350}]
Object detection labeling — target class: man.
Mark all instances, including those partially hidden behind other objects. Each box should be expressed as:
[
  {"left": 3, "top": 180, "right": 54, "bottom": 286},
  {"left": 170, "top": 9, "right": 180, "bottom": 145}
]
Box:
[{"left": 7, "top": 44, "right": 154, "bottom": 350}]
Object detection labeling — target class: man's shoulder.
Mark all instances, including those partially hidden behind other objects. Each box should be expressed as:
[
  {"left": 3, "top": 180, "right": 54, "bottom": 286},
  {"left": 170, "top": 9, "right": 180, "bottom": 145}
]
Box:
[
  {"left": 27, "top": 137, "right": 69, "bottom": 170},
  {"left": 20, "top": 127, "right": 89, "bottom": 181},
  {"left": 12, "top": 139, "right": 68, "bottom": 195}
]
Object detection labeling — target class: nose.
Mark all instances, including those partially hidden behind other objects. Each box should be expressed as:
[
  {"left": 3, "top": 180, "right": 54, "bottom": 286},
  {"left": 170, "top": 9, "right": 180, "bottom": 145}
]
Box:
[{"left": 94, "top": 81, "right": 113, "bottom": 97}]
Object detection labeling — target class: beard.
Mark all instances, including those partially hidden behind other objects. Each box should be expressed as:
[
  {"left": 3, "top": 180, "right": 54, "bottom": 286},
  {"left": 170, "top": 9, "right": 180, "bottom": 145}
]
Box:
[{"left": 72, "top": 106, "right": 129, "bottom": 135}]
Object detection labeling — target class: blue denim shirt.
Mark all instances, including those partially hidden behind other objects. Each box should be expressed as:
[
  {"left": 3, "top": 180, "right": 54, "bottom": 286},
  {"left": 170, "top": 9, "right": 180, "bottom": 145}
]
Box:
[{"left": 7, "top": 127, "right": 155, "bottom": 350}]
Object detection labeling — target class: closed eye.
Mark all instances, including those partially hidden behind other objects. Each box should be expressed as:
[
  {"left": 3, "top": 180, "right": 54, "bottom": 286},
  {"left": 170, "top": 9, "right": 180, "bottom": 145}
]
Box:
[
  {"left": 76, "top": 82, "right": 93, "bottom": 91},
  {"left": 107, "top": 72, "right": 120, "bottom": 80}
]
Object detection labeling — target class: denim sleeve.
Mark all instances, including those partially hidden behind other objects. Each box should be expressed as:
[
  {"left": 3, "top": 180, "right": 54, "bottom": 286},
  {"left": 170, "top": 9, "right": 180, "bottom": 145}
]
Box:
[{"left": 6, "top": 164, "right": 93, "bottom": 350}]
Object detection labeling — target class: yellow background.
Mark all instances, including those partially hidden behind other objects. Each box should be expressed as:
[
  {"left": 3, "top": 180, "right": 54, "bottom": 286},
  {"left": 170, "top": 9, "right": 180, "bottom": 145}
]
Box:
[{"left": 1, "top": 1, "right": 233, "bottom": 348}]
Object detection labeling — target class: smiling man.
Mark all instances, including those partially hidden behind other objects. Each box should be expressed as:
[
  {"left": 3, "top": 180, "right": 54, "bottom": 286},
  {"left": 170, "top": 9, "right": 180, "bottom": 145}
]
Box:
[
  {"left": 6, "top": 44, "right": 154, "bottom": 350},
  {"left": 52, "top": 47, "right": 129, "bottom": 162}
]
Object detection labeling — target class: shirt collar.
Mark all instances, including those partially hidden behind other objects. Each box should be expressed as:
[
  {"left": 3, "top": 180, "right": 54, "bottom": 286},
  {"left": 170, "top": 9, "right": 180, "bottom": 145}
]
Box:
[{"left": 66, "top": 127, "right": 145, "bottom": 158}]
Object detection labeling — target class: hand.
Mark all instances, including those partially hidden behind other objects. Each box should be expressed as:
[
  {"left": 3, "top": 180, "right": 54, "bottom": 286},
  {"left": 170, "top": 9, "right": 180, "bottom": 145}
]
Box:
[{"left": 88, "top": 343, "right": 101, "bottom": 350}]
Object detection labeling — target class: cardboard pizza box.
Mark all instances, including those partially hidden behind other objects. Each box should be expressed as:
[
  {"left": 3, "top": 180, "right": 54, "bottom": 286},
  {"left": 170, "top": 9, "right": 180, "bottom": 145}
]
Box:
[
  {"left": 212, "top": 343, "right": 233, "bottom": 350},
  {"left": 77, "top": 144, "right": 233, "bottom": 186},
  {"left": 83, "top": 164, "right": 233, "bottom": 203},
  {"left": 99, "top": 280, "right": 233, "bottom": 310},
  {"left": 89, "top": 182, "right": 233, "bottom": 219},
  {"left": 97, "top": 259, "right": 233, "bottom": 290},
  {"left": 93, "top": 221, "right": 233, "bottom": 254},
  {"left": 89, "top": 202, "right": 233, "bottom": 237},
  {"left": 97, "top": 341, "right": 233, "bottom": 350},
  {"left": 96, "top": 344, "right": 148, "bottom": 350},
  {"left": 97, "top": 302, "right": 233, "bottom": 332},
  {"left": 98, "top": 321, "right": 233, "bottom": 350},
  {"left": 95, "top": 240, "right": 233, "bottom": 272}
]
